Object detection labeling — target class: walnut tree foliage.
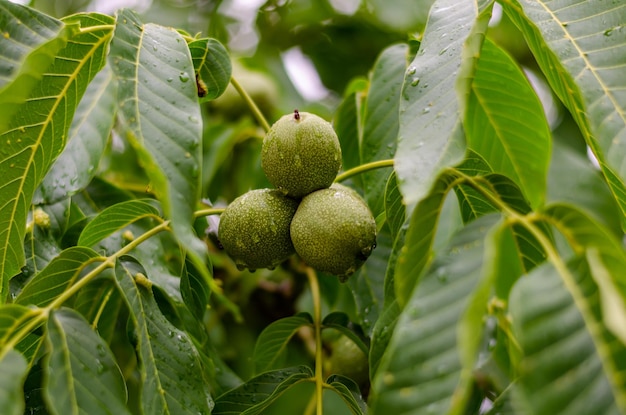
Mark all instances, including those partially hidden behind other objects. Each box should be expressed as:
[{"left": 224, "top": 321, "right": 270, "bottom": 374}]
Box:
[{"left": 1, "top": 0, "right": 626, "bottom": 414}]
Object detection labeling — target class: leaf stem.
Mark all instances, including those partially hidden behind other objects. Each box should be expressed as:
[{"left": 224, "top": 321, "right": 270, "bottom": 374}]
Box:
[
  {"left": 335, "top": 159, "right": 394, "bottom": 183},
  {"left": 194, "top": 207, "right": 225, "bottom": 218},
  {"left": 0, "top": 220, "right": 171, "bottom": 359},
  {"left": 230, "top": 75, "right": 272, "bottom": 133},
  {"left": 305, "top": 266, "right": 324, "bottom": 415}
]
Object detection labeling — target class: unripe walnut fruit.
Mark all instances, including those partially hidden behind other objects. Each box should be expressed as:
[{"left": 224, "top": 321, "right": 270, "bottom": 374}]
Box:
[
  {"left": 290, "top": 184, "right": 376, "bottom": 281},
  {"left": 262, "top": 110, "right": 342, "bottom": 198},
  {"left": 218, "top": 189, "right": 299, "bottom": 271}
]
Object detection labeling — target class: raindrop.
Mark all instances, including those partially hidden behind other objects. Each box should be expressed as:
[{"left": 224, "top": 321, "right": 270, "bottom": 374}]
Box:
[
  {"left": 604, "top": 28, "right": 614, "bottom": 36},
  {"left": 167, "top": 77, "right": 173, "bottom": 83},
  {"left": 179, "top": 72, "right": 190, "bottom": 82},
  {"left": 152, "top": 45, "right": 158, "bottom": 51},
  {"left": 407, "top": 66, "right": 417, "bottom": 75},
  {"left": 411, "top": 77, "right": 420, "bottom": 87},
  {"left": 422, "top": 107, "right": 431, "bottom": 114},
  {"left": 188, "top": 115, "right": 199, "bottom": 123},
  {"left": 96, "top": 360, "right": 105, "bottom": 374},
  {"left": 96, "top": 343, "right": 106, "bottom": 357}
]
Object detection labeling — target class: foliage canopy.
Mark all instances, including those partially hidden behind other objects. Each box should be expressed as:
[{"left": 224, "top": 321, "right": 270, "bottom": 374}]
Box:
[{"left": 1, "top": 0, "right": 625, "bottom": 414}]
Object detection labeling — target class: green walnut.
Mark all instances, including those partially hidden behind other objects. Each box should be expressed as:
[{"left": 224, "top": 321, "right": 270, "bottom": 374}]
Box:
[
  {"left": 324, "top": 335, "right": 369, "bottom": 387},
  {"left": 290, "top": 184, "right": 376, "bottom": 281},
  {"left": 262, "top": 110, "right": 342, "bottom": 198},
  {"left": 218, "top": 189, "right": 299, "bottom": 271}
]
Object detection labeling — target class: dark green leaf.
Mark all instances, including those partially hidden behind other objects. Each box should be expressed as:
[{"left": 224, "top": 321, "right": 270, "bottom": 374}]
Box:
[
  {"left": 73, "top": 276, "right": 122, "bottom": 344},
  {"left": 34, "top": 65, "right": 117, "bottom": 204},
  {"left": 114, "top": 257, "right": 213, "bottom": 414},
  {"left": 212, "top": 366, "right": 313, "bottom": 415},
  {"left": 0, "top": 304, "right": 43, "bottom": 364},
  {"left": 467, "top": 38, "right": 551, "bottom": 208},
  {"left": 321, "top": 312, "right": 369, "bottom": 356},
  {"left": 326, "top": 374, "right": 367, "bottom": 415},
  {"left": 189, "top": 37, "right": 232, "bottom": 101},
  {"left": 334, "top": 89, "right": 364, "bottom": 175},
  {"left": 180, "top": 258, "right": 211, "bottom": 323},
  {"left": 15, "top": 246, "right": 101, "bottom": 307},
  {"left": 43, "top": 308, "right": 130, "bottom": 415},
  {"left": 369, "top": 300, "right": 400, "bottom": 378},
  {"left": 509, "top": 258, "right": 626, "bottom": 414},
  {"left": 361, "top": 43, "right": 408, "bottom": 216},
  {"left": 77, "top": 199, "right": 161, "bottom": 248},
  {"left": 347, "top": 225, "right": 392, "bottom": 335},
  {"left": 253, "top": 313, "right": 313, "bottom": 373},
  {"left": 370, "top": 214, "right": 501, "bottom": 414},
  {"left": 384, "top": 172, "right": 405, "bottom": 242},
  {"left": 0, "top": 11, "right": 114, "bottom": 299},
  {"left": 0, "top": 349, "right": 28, "bottom": 415}
]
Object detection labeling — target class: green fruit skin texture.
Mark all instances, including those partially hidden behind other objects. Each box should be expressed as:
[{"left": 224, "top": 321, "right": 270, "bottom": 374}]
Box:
[
  {"left": 325, "top": 336, "right": 369, "bottom": 386},
  {"left": 218, "top": 189, "right": 299, "bottom": 271},
  {"left": 290, "top": 184, "right": 376, "bottom": 280},
  {"left": 262, "top": 111, "right": 342, "bottom": 198}
]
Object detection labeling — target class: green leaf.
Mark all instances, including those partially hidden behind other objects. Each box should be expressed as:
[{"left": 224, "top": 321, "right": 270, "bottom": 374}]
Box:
[
  {"left": 384, "top": 172, "right": 406, "bottom": 243},
  {"left": 0, "top": 1, "right": 71, "bottom": 130},
  {"left": 34, "top": 64, "right": 117, "bottom": 204},
  {"left": 114, "top": 257, "right": 213, "bottom": 414},
  {"left": 454, "top": 182, "right": 499, "bottom": 223},
  {"left": 15, "top": 246, "right": 101, "bottom": 307},
  {"left": 189, "top": 37, "right": 232, "bottom": 101},
  {"left": 394, "top": 173, "right": 456, "bottom": 307},
  {"left": 77, "top": 199, "right": 161, "bottom": 248},
  {"left": 466, "top": 38, "right": 551, "bottom": 209},
  {"left": 370, "top": 214, "right": 501, "bottom": 415},
  {"left": 326, "top": 374, "right": 367, "bottom": 415},
  {"left": 587, "top": 249, "right": 626, "bottom": 347},
  {"left": 547, "top": 139, "right": 622, "bottom": 235},
  {"left": 542, "top": 203, "right": 626, "bottom": 343},
  {"left": 43, "top": 308, "right": 130, "bottom": 415},
  {"left": 180, "top": 258, "right": 211, "bottom": 323},
  {"left": 334, "top": 88, "right": 364, "bottom": 175},
  {"left": 73, "top": 276, "right": 122, "bottom": 344},
  {"left": 212, "top": 366, "right": 313, "bottom": 415},
  {"left": 109, "top": 10, "right": 219, "bottom": 312},
  {"left": 0, "top": 349, "right": 28, "bottom": 415},
  {"left": 369, "top": 300, "right": 400, "bottom": 378},
  {"left": 509, "top": 258, "right": 626, "bottom": 414},
  {"left": 361, "top": 43, "right": 408, "bottom": 216},
  {"left": 502, "top": 0, "right": 626, "bottom": 228},
  {"left": 348, "top": 225, "right": 392, "bottom": 335},
  {"left": 253, "top": 313, "right": 313, "bottom": 373},
  {"left": 0, "top": 11, "right": 114, "bottom": 300},
  {"left": 321, "top": 312, "right": 369, "bottom": 357},
  {"left": 395, "top": 0, "right": 492, "bottom": 212},
  {"left": 0, "top": 304, "right": 42, "bottom": 363}
]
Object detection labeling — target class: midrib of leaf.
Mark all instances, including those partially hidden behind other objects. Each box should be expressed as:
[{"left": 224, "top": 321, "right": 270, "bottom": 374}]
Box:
[
  {"left": 0, "top": 23, "right": 113, "bottom": 298},
  {"left": 524, "top": 222, "right": 626, "bottom": 412},
  {"left": 537, "top": 2, "right": 624, "bottom": 126}
]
